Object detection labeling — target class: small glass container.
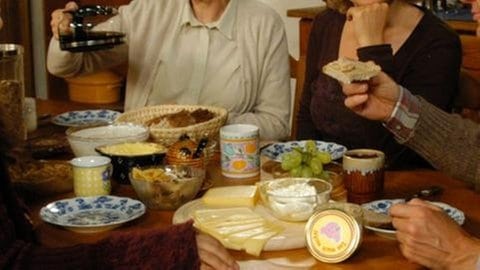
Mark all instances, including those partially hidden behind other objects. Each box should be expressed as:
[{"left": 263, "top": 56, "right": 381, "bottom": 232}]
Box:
[
  {"left": 0, "top": 44, "right": 26, "bottom": 142},
  {"left": 305, "top": 206, "right": 363, "bottom": 263}
]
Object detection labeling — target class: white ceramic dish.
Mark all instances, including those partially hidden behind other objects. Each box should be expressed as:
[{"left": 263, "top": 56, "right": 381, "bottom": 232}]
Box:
[
  {"left": 40, "top": 195, "right": 145, "bottom": 233},
  {"left": 261, "top": 140, "right": 347, "bottom": 162},
  {"left": 67, "top": 123, "right": 149, "bottom": 156},
  {"left": 362, "top": 199, "right": 465, "bottom": 239},
  {"left": 52, "top": 110, "right": 121, "bottom": 127},
  {"left": 173, "top": 199, "right": 307, "bottom": 251}
]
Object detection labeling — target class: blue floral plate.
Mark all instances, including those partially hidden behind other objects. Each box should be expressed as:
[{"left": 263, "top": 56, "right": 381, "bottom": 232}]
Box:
[
  {"left": 261, "top": 140, "right": 347, "bottom": 162},
  {"left": 40, "top": 195, "right": 145, "bottom": 233},
  {"left": 362, "top": 199, "right": 465, "bottom": 239},
  {"left": 51, "top": 110, "right": 121, "bottom": 127}
]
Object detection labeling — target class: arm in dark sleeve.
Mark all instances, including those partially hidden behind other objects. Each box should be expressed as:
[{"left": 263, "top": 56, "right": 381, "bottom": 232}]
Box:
[
  {"left": 7, "top": 222, "right": 200, "bottom": 270},
  {"left": 398, "top": 38, "right": 461, "bottom": 111},
  {"left": 357, "top": 44, "right": 395, "bottom": 75},
  {"left": 358, "top": 36, "right": 461, "bottom": 111},
  {"left": 296, "top": 16, "right": 323, "bottom": 140}
]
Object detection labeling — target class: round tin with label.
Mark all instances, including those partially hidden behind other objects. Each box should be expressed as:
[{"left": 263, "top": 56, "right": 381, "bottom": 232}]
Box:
[{"left": 305, "top": 209, "right": 363, "bottom": 263}]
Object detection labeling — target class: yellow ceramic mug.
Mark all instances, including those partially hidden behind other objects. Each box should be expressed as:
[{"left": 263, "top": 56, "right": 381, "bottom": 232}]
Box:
[{"left": 70, "top": 156, "right": 112, "bottom": 197}]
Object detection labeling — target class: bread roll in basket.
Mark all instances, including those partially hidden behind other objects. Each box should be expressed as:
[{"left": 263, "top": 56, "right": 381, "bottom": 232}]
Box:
[{"left": 115, "top": 104, "right": 228, "bottom": 146}]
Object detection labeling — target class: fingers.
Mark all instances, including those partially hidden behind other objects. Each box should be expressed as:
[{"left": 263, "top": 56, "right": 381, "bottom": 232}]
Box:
[
  {"left": 196, "top": 234, "right": 239, "bottom": 270},
  {"left": 398, "top": 242, "right": 443, "bottom": 269},
  {"left": 50, "top": 2, "right": 78, "bottom": 39},
  {"left": 342, "top": 83, "right": 368, "bottom": 96},
  {"left": 407, "top": 198, "right": 442, "bottom": 212},
  {"left": 65, "top": 1, "right": 79, "bottom": 10},
  {"left": 344, "top": 94, "right": 368, "bottom": 109},
  {"left": 342, "top": 83, "right": 369, "bottom": 113}
]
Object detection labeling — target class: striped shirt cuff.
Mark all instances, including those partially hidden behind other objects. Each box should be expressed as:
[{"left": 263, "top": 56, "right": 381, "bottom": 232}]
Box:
[{"left": 383, "top": 86, "right": 421, "bottom": 143}]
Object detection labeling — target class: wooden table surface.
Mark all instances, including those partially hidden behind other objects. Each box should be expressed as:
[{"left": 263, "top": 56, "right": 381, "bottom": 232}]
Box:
[{"left": 29, "top": 99, "right": 480, "bottom": 269}]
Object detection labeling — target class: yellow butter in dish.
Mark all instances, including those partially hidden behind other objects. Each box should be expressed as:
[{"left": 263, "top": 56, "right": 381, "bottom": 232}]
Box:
[{"left": 202, "top": 185, "right": 258, "bottom": 207}]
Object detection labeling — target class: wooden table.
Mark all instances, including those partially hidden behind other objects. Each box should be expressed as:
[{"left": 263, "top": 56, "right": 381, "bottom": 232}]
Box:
[{"left": 29, "top": 99, "right": 480, "bottom": 269}]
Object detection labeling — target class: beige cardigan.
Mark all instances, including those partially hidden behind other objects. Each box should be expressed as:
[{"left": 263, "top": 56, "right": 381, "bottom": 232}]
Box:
[{"left": 47, "top": 0, "right": 291, "bottom": 140}]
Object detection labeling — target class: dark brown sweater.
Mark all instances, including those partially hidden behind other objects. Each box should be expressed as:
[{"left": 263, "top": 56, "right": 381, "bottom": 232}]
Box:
[
  {"left": 296, "top": 7, "right": 462, "bottom": 169},
  {"left": 0, "top": 157, "right": 200, "bottom": 270}
]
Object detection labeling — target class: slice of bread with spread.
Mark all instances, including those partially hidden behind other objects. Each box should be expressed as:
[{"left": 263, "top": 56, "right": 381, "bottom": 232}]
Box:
[
  {"left": 323, "top": 58, "right": 381, "bottom": 84},
  {"left": 363, "top": 208, "right": 393, "bottom": 229}
]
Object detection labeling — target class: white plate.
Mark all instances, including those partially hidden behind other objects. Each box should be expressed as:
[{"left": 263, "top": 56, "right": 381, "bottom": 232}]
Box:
[
  {"left": 52, "top": 110, "right": 121, "bottom": 127},
  {"left": 40, "top": 195, "right": 145, "bottom": 233},
  {"left": 173, "top": 199, "right": 307, "bottom": 251},
  {"left": 362, "top": 199, "right": 465, "bottom": 239},
  {"left": 261, "top": 140, "right": 347, "bottom": 162}
]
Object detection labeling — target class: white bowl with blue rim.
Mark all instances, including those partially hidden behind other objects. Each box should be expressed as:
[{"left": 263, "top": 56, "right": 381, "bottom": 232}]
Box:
[
  {"left": 40, "top": 195, "right": 145, "bottom": 233},
  {"left": 261, "top": 140, "right": 347, "bottom": 162},
  {"left": 362, "top": 199, "right": 465, "bottom": 239}
]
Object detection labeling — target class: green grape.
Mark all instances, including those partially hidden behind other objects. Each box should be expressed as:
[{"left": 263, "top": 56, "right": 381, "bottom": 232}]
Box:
[
  {"left": 302, "top": 152, "right": 312, "bottom": 165},
  {"left": 281, "top": 151, "right": 302, "bottom": 170},
  {"left": 309, "top": 157, "right": 324, "bottom": 175},
  {"left": 301, "top": 166, "right": 314, "bottom": 178},
  {"left": 304, "top": 140, "right": 317, "bottom": 154},
  {"left": 290, "top": 166, "right": 302, "bottom": 177},
  {"left": 292, "top": 146, "right": 303, "bottom": 154},
  {"left": 317, "top": 170, "right": 330, "bottom": 180},
  {"left": 316, "top": 151, "right": 332, "bottom": 164}
]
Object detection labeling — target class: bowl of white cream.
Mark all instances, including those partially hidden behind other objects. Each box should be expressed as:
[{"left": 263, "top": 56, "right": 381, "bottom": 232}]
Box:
[{"left": 258, "top": 178, "right": 332, "bottom": 222}]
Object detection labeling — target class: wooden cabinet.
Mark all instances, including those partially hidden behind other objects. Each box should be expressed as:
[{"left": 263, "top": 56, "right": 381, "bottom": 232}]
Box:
[{"left": 42, "top": 0, "right": 131, "bottom": 101}]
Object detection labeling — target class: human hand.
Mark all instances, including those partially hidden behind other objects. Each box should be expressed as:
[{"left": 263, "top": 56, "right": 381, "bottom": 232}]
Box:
[
  {"left": 196, "top": 233, "right": 239, "bottom": 270},
  {"left": 346, "top": 3, "right": 389, "bottom": 47},
  {"left": 50, "top": 1, "right": 78, "bottom": 39},
  {"left": 341, "top": 71, "right": 399, "bottom": 121},
  {"left": 390, "top": 199, "right": 480, "bottom": 270}
]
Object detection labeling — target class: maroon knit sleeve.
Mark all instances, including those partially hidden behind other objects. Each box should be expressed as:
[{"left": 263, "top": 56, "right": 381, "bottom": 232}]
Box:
[
  {"left": 5, "top": 222, "right": 200, "bottom": 270},
  {"left": 96, "top": 221, "right": 200, "bottom": 270}
]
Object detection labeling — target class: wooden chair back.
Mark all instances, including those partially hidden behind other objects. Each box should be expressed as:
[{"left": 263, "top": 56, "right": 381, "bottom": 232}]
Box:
[
  {"left": 455, "top": 35, "right": 480, "bottom": 123},
  {"left": 289, "top": 55, "right": 306, "bottom": 139}
]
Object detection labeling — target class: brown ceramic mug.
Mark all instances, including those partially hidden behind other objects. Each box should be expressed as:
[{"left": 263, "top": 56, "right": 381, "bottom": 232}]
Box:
[{"left": 342, "top": 149, "right": 385, "bottom": 204}]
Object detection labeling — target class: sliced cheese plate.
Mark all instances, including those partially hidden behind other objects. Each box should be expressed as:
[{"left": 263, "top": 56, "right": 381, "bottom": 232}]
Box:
[{"left": 173, "top": 199, "right": 306, "bottom": 251}]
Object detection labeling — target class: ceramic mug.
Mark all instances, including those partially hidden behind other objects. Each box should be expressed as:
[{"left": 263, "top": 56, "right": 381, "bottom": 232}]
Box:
[
  {"left": 342, "top": 149, "right": 385, "bottom": 204},
  {"left": 71, "top": 156, "right": 112, "bottom": 197},
  {"left": 220, "top": 124, "right": 260, "bottom": 178}
]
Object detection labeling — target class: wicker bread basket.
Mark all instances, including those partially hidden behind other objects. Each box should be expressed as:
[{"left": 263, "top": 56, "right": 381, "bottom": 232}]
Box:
[{"left": 115, "top": 105, "right": 228, "bottom": 146}]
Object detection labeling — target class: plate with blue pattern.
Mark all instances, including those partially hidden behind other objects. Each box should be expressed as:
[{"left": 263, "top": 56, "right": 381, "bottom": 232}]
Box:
[
  {"left": 261, "top": 140, "right": 347, "bottom": 162},
  {"left": 40, "top": 195, "right": 145, "bottom": 233},
  {"left": 362, "top": 199, "right": 465, "bottom": 238},
  {"left": 52, "top": 110, "right": 121, "bottom": 127}
]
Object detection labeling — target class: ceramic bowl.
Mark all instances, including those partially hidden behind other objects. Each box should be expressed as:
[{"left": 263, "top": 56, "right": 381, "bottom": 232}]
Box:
[
  {"left": 96, "top": 142, "right": 167, "bottom": 185},
  {"left": 66, "top": 123, "right": 149, "bottom": 157}
]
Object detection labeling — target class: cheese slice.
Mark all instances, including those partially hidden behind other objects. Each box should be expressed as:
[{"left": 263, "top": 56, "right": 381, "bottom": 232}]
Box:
[
  {"left": 227, "top": 224, "right": 281, "bottom": 245},
  {"left": 244, "top": 230, "right": 281, "bottom": 256},
  {"left": 194, "top": 207, "right": 262, "bottom": 223},
  {"left": 202, "top": 185, "right": 258, "bottom": 207},
  {"left": 193, "top": 206, "right": 284, "bottom": 256}
]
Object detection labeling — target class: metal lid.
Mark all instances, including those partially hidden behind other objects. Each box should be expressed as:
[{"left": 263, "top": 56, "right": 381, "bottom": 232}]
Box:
[
  {"left": 0, "top": 44, "right": 24, "bottom": 57},
  {"left": 305, "top": 209, "right": 362, "bottom": 263}
]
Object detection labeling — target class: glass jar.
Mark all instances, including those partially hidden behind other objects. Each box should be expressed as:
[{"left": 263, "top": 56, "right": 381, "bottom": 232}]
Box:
[{"left": 0, "top": 44, "right": 26, "bottom": 143}]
